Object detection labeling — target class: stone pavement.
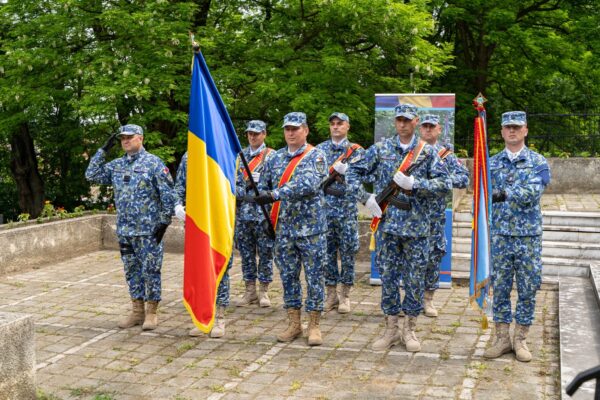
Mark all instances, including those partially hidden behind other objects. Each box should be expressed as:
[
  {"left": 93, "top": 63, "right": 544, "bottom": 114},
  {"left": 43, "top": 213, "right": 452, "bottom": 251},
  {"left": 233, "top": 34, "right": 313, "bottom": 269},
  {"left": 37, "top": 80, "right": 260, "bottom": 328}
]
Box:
[{"left": 0, "top": 251, "right": 560, "bottom": 400}]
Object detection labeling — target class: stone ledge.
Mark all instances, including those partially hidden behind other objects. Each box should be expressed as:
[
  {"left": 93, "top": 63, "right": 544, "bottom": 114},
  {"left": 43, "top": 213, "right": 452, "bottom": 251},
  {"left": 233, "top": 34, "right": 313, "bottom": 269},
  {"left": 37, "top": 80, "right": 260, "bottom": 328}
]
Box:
[{"left": 0, "top": 312, "right": 36, "bottom": 400}]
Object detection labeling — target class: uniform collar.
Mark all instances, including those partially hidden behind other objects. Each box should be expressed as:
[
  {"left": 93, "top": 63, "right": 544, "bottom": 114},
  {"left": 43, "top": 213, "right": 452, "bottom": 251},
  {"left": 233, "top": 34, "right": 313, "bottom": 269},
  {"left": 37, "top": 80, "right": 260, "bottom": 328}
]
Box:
[
  {"left": 330, "top": 137, "right": 349, "bottom": 150},
  {"left": 287, "top": 143, "right": 308, "bottom": 158},
  {"left": 248, "top": 143, "right": 266, "bottom": 157},
  {"left": 393, "top": 134, "right": 416, "bottom": 153},
  {"left": 503, "top": 146, "right": 528, "bottom": 163},
  {"left": 125, "top": 147, "right": 145, "bottom": 162}
]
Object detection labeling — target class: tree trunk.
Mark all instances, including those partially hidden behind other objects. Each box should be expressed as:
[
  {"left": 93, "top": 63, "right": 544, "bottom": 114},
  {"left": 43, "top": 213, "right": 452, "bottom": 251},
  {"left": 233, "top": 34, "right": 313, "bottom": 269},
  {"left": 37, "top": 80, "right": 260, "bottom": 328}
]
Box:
[{"left": 9, "top": 123, "right": 45, "bottom": 217}]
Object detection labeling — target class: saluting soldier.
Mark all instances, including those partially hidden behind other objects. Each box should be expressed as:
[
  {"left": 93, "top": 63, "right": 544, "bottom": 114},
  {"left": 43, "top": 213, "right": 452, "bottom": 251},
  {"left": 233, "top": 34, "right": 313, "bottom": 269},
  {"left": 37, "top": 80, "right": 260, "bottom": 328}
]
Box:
[
  {"left": 255, "top": 112, "right": 328, "bottom": 346},
  {"left": 316, "top": 112, "right": 365, "bottom": 314},
  {"left": 85, "top": 124, "right": 175, "bottom": 331},
  {"left": 418, "top": 114, "right": 469, "bottom": 317},
  {"left": 173, "top": 153, "right": 231, "bottom": 338},
  {"left": 484, "top": 111, "right": 550, "bottom": 362},
  {"left": 346, "top": 104, "right": 451, "bottom": 352},
  {"left": 234, "top": 120, "right": 276, "bottom": 308}
]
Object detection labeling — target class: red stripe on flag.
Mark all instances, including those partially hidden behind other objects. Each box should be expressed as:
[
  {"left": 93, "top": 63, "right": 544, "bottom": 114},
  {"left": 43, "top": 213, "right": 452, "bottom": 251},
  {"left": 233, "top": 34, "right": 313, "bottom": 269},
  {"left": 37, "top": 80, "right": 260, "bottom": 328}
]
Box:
[{"left": 183, "top": 215, "right": 227, "bottom": 330}]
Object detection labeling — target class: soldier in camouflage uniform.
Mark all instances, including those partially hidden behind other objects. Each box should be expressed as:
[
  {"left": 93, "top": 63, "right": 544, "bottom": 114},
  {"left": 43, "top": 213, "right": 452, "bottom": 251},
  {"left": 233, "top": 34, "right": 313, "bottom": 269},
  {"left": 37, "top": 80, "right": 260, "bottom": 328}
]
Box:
[
  {"left": 316, "top": 112, "right": 365, "bottom": 314},
  {"left": 234, "top": 120, "right": 276, "bottom": 308},
  {"left": 173, "top": 152, "right": 231, "bottom": 338},
  {"left": 346, "top": 104, "right": 451, "bottom": 352},
  {"left": 483, "top": 111, "right": 550, "bottom": 362},
  {"left": 85, "top": 124, "right": 174, "bottom": 331},
  {"left": 255, "top": 112, "right": 328, "bottom": 346},
  {"left": 418, "top": 114, "right": 469, "bottom": 317}
]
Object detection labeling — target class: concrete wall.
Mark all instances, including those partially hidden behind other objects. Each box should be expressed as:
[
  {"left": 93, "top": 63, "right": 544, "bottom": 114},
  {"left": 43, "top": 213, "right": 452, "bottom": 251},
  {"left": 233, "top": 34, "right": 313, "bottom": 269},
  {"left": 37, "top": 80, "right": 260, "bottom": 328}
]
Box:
[
  {"left": 0, "top": 215, "right": 104, "bottom": 276},
  {"left": 0, "top": 312, "right": 36, "bottom": 400},
  {"left": 463, "top": 157, "right": 600, "bottom": 194}
]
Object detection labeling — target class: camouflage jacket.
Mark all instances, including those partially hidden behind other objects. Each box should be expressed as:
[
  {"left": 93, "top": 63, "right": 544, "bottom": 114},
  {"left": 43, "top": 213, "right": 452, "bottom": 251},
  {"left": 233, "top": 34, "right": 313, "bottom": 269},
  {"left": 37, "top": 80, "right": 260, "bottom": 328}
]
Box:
[
  {"left": 490, "top": 147, "right": 550, "bottom": 236},
  {"left": 85, "top": 148, "right": 175, "bottom": 236},
  {"left": 259, "top": 143, "right": 328, "bottom": 238},
  {"left": 346, "top": 135, "right": 451, "bottom": 238},
  {"left": 315, "top": 138, "right": 366, "bottom": 218}
]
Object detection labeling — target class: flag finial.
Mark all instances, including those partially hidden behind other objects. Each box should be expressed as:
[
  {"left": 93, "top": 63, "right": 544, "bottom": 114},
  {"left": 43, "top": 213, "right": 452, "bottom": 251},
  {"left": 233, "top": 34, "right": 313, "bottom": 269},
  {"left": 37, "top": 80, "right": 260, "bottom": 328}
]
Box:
[{"left": 473, "top": 93, "right": 487, "bottom": 109}]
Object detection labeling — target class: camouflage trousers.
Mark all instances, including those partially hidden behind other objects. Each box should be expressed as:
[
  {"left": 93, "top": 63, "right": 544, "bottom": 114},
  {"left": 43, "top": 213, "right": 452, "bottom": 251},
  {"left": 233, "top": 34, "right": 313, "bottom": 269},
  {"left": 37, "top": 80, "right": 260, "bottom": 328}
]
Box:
[
  {"left": 376, "top": 232, "right": 429, "bottom": 317},
  {"left": 237, "top": 220, "right": 274, "bottom": 283},
  {"left": 425, "top": 229, "right": 446, "bottom": 291},
  {"left": 274, "top": 233, "right": 326, "bottom": 312},
  {"left": 491, "top": 235, "right": 542, "bottom": 326},
  {"left": 216, "top": 256, "right": 233, "bottom": 307},
  {"left": 324, "top": 214, "right": 359, "bottom": 286},
  {"left": 119, "top": 235, "right": 163, "bottom": 302}
]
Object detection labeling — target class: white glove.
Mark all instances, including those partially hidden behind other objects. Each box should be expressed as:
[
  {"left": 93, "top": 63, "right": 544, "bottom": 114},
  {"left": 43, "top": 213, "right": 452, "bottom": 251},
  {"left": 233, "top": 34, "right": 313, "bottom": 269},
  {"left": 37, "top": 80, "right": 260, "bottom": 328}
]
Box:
[
  {"left": 365, "top": 194, "right": 382, "bottom": 218},
  {"left": 393, "top": 171, "right": 415, "bottom": 190},
  {"left": 333, "top": 162, "right": 348, "bottom": 175},
  {"left": 251, "top": 172, "right": 260, "bottom": 183},
  {"left": 174, "top": 204, "right": 186, "bottom": 221}
]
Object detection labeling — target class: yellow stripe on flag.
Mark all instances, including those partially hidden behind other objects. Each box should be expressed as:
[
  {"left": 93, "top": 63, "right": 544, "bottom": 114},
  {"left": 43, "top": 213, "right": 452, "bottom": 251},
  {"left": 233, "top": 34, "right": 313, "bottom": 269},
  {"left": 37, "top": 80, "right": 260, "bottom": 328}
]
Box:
[{"left": 186, "top": 131, "right": 236, "bottom": 258}]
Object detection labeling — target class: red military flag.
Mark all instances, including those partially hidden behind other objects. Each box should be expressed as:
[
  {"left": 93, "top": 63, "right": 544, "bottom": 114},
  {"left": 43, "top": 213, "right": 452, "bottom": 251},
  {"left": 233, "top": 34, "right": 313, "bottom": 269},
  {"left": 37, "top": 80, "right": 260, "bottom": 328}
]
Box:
[{"left": 470, "top": 93, "right": 493, "bottom": 329}]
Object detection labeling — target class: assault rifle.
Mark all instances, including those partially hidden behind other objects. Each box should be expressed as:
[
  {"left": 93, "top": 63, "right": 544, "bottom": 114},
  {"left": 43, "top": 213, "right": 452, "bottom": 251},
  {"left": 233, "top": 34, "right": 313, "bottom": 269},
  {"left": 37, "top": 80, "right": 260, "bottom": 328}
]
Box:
[
  {"left": 374, "top": 154, "right": 429, "bottom": 211},
  {"left": 321, "top": 146, "right": 360, "bottom": 196}
]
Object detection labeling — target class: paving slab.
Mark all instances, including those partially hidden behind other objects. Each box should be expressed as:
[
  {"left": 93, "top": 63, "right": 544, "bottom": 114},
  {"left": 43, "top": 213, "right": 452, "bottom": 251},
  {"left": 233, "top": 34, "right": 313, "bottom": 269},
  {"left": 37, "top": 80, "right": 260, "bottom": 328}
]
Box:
[{"left": 0, "top": 251, "right": 561, "bottom": 400}]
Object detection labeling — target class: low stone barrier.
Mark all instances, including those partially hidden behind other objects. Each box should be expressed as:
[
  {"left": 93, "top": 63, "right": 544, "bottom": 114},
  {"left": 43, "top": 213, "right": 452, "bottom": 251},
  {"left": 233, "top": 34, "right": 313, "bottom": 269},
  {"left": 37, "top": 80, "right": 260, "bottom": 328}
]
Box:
[
  {"left": 0, "top": 312, "right": 36, "bottom": 400},
  {"left": 0, "top": 215, "right": 104, "bottom": 276}
]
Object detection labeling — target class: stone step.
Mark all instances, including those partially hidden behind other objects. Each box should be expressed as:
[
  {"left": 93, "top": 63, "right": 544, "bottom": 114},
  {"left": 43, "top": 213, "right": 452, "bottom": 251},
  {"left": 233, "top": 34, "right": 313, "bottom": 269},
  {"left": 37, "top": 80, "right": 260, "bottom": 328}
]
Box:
[
  {"left": 558, "top": 275, "right": 600, "bottom": 399},
  {"left": 452, "top": 222, "right": 600, "bottom": 244},
  {"left": 451, "top": 252, "right": 591, "bottom": 278},
  {"left": 454, "top": 210, "right": 600, "bottom": 228},
  {"left": 452, "top": 237, "right": 600, "bottom": 260}
]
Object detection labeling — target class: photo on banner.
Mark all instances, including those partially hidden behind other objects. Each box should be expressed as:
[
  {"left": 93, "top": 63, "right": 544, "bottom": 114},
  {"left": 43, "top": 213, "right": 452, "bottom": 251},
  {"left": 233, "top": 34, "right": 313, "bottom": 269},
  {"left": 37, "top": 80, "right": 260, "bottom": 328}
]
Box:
[{"left": 370, "top": 93, "right": 456, "bottom": 288}]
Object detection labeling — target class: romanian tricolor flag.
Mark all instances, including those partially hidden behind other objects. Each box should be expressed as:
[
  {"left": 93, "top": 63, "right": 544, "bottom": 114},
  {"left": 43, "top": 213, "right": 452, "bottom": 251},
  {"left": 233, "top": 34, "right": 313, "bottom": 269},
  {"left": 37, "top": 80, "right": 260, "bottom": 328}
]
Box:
[
  {"left": 469, "top": 93, "right": 492, "bottom": 328},
  {"left": 183, "top": 51, "right": 241, "bottom": 333}
]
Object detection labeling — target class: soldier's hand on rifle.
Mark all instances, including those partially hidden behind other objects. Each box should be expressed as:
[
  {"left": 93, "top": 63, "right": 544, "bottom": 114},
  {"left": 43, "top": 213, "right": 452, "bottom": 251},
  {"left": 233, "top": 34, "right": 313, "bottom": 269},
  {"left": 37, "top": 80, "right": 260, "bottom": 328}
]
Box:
[
  {"left": 492, "top": 190, "right": 507, "bottom": 203},
  {"left": 239, "top": 195, "right": 255, "bottom": 203},
  {"left": 254, "top": 191, "right": 276, "bottom": 205},
  {"left": 251, "top": 172, "right": 260, "bottom": 183},
  {"left": 333, "top": 161, "right": 348, "bottom": 175},
  {"left": 101, "top": 133, "right": 118, "bottom": 153},
  {"left": 174, "top": 204, "right": 186, "bottom": 221},
  {"left": 154, "top": 223, "right": 169, "bottom": 244},
  {"left": 365, "top": 194, "right": 382, "bottom": 218},
  {"left": 393, "top": 171, "right": 415, "bottom": 190}
]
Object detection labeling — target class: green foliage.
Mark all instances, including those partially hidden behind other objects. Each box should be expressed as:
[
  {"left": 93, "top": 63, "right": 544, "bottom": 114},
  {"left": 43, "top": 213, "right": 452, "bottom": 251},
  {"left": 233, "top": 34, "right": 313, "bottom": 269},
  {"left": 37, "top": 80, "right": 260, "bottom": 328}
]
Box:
[{"left": 1, "top": 0, "right": 599, "bottom": 216}]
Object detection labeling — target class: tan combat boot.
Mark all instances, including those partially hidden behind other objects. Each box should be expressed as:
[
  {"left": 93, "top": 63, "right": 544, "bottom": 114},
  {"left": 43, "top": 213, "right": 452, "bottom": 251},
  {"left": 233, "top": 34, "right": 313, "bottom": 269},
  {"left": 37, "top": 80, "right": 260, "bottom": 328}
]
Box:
[
  {"left": 402, "top": 316, "right": 421, "bottom": 352},
  {"left": 372, "top": 315, "right": 402, "bottom": 351},
  {"left": 324, "top": 285, "right": 339, "bottom": 312},
  {"left": 258, "top": 282, "right": 271, "bottom": 308},
  {"left": 236, "top": 280, "right": 258, "bottom": 307},
  {"left": 424, "top": 290, "right": 438, "bottom": 317},
  {"left": 337, "top": 284, "right": 351, "bottom": 314},
  {"left": 513, "top": 324, "right": 532, "bottom": 362},
  {"left": 142, "top": 301, "right": 159, "bottom": 331},
  {"left": 277, "top": 308, "right": 302, "bottom": 342},
  {"left": 188, "top": 326, "right": 202, "bottom": 337},
  {"left": 307, "top": 311, "right": 323, "bottom": 346},
  {"left": 118, "top": 298, "right": 145, "bottom": 329},
  {"left": 483, "top": 322, "right": 512, "bottom": 359},
  {"left": 209, "top": 306, "right": 226, "bottom": 338}
]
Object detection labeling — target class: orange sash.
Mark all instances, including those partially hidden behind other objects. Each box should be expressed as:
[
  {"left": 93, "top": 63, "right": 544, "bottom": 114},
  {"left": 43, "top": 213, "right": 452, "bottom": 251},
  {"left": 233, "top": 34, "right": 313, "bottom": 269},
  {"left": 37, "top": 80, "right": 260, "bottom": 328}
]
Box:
[
  {"left": 328, "top": 143, "right": 362, "bottom": 174},
  {"left": 370, "top": 140, "right": 426, "bottom": 233},
  {"left": 438, "top": 146, "right": 453, "bottom": 160},
  {"left": 242, "top": 148, "right": 272, "bottom": 180},
  {"left": 269, "top": 145, "right": 314, "bottom": 231}
]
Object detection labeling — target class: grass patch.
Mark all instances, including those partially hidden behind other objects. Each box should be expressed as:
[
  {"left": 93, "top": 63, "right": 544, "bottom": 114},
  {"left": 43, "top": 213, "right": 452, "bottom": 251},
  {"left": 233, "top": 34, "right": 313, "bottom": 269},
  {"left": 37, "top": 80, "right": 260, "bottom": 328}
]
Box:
[
  {"left": 290, "top": 380, "right": 303, "bottom": 392},
  {"left": 210, "top": 384, "right": 225, "bottom": 393},
  {"left": 37, "top": 389, "right": 62, "bottom": 400},
  {"left": 68, "top": 386, "right": 95, "bottom": 397},
  {"left": 176, "top": 342, "right": 195, "bottom": 355}
]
